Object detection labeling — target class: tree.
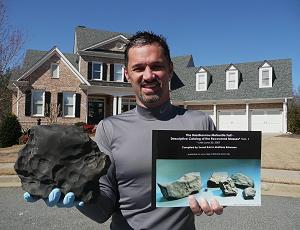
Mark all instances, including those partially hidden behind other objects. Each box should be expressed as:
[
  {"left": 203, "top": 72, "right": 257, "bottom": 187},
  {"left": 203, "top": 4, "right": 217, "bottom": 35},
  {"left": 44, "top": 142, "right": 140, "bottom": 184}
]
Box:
[
  {"left": 0, "top": 0, "right": 24, "bottom": 122},
  {"left": 0, "top": 0, "right": 23, "bottom": 75},
  {"left": 45, "top": 103, "right": 61, "bottom": 124},
  {"left": 288, "top": 86, "right": 300, "bottom": 134}
]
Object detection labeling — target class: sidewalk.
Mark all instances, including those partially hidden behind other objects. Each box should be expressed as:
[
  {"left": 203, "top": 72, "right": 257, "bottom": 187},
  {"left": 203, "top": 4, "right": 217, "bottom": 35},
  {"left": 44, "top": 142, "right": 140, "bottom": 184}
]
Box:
[{"left": 261, "top": 168, "right": 300, "bottom": 198}]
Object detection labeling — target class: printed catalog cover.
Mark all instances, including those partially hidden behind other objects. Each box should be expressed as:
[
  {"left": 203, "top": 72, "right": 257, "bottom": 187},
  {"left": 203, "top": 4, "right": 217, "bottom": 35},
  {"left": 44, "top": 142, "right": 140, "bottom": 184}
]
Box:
[{"left": 152, "top": 130, "right": 261, "bottom": 207}]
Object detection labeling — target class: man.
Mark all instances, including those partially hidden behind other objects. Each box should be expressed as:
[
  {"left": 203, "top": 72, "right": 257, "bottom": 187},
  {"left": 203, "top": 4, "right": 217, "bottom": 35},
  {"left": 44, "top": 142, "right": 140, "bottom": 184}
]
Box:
[{"left": 25, "top": 31, "right": 223, "bottom": 229}]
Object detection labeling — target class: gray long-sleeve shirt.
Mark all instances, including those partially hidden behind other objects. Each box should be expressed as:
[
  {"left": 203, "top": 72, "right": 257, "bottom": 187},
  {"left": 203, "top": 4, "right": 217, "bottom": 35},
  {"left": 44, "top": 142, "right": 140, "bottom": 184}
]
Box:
[{"left": 78, "top": 101, "right": 215, "bottom": 230}]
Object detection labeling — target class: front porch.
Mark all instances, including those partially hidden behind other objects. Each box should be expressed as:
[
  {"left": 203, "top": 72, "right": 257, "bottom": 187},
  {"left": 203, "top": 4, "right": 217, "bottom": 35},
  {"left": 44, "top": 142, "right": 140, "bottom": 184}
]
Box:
[{"left": 84, "top": 84, "right": 136, "bottom": 125}]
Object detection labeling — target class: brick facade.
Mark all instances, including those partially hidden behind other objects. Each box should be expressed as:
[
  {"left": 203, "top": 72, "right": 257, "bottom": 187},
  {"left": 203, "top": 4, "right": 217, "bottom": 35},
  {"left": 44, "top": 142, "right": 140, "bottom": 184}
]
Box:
[{"left": 14, "top": 54, "right": 87, "bottom": 129}]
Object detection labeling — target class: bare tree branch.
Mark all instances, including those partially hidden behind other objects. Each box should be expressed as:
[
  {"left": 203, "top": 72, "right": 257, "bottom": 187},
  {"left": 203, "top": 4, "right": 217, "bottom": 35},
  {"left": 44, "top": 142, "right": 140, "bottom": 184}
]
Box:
[{"left": 0, "top": 0, "right": 24, "bottom": 75}]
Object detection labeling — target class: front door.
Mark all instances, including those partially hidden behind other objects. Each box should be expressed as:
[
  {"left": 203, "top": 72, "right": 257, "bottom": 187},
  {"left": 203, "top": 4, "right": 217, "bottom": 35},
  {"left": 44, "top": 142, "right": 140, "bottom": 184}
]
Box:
[{"left": 88, "top": 98, "right": 105, "bottom": 125}]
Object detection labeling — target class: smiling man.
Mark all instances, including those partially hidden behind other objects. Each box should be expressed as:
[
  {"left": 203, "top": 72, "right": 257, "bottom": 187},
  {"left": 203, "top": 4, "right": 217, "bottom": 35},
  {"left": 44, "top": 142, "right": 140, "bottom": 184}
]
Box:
[{"left": 24, "top": 31, "right": 223, "bottom": 230}]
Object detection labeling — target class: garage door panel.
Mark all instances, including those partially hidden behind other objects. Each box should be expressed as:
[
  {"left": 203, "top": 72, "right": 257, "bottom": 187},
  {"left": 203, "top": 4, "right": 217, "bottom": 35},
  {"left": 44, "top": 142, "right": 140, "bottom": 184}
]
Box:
[
  {"left": 218, "top": 110, "right": 247, "bottom": 131},
  {"left": 250, "top": 110, "right": 282, "bottom": 133}
]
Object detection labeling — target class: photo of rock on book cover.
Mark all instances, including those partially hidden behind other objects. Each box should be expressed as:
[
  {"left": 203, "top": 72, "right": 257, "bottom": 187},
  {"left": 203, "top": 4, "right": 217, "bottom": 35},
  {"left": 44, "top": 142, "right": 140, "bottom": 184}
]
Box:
[{"left": 152, "top": 130, "right": 261, "bottom": 207}]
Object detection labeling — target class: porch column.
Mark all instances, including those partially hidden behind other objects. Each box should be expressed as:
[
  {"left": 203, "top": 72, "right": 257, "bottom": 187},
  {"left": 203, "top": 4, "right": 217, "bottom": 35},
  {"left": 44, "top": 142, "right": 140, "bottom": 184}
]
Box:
[
  {"left": 283, "top": 98, "right": 288, "bottom": 133},
  {"left": 85, "top": 91, "right": 89, "bottom": 123},
  {"left": 118, "top": 97, "right": 122, "bottom": 114},
  {"left": 113, "top": 96, "right": 118, "bottom": 115},
  {"left": 213, "top": 104, "right": 217, "bottom": 127},
  {"left": 246, "top": 103, "right": 250, "bottom": 131}
]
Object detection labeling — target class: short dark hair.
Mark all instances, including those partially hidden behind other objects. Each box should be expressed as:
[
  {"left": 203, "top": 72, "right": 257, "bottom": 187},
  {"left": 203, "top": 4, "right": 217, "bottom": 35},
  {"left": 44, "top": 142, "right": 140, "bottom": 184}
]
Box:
[{"left": 124, "top": 31, "right": 171, "bottom": 67}]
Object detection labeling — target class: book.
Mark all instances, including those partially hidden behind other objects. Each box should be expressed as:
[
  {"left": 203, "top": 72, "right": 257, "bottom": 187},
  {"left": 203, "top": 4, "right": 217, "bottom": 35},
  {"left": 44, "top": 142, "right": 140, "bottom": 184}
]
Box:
[{"left": 152, "top": 130, "right": 261, "bottom": 207}]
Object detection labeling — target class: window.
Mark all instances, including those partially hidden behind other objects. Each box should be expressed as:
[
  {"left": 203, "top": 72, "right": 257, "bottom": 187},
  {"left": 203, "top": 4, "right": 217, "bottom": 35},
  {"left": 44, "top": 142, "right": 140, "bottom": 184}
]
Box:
[
  {"left": 92, "top": 62, "right": 102, "bottom": 80},
  {"left": 63, "top": 92, "right": 75, "bottom": 117},
  {"left": 114, "top": 64, "right": 124, "bottom": 82},
  {"left": 51, "top": 63, "right": 59, "bottom": 78},
  {"left": 196, "top": 73, "right": 207, "bottom": 91},
  {"left": 228, "top": 72, "right": 236, "bottom": 89},
  {"left": 122, "top": 98, "right": 136, "bottom": 112},
  {"left": 32, "top": 91, "right": 45, "bottom": 116},
  {"left": 259, "top": 63, "right": 272, "bottom": 88},
  {"left": 226, "top": 70, "right": 238, "bottom": 90},
  {"left": 262, "top": 70, "right": 270, "bottom": 86}
]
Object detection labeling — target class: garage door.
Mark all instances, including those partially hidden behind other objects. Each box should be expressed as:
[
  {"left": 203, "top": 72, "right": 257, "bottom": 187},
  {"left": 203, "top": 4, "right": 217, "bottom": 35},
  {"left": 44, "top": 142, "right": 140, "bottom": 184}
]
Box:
[
  {"left": 250, "top": 110, "right": 283, "bottom": 133},
  {"left": 218, "top": 110, "right": 247, "bottom": 131}
]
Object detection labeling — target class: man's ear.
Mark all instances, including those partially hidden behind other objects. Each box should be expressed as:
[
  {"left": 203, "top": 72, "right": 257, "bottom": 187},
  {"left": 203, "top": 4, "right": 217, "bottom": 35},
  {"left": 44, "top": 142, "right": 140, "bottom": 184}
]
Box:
[{"left": 124, "top": 68, "right": 131, "bottom": 83}]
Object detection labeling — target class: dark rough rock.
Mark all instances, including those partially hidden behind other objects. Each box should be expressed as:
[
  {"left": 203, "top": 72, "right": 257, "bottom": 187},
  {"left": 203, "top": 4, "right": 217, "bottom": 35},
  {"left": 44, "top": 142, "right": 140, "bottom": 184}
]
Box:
[
  {"left": 219, "top": 178, "right": 238, "bottom": 196},
  {"left": 231, "top": 173, "right": 254, "bottom": 189},
  {"left": 207, "top": 172, "right": 228, "bottom": 188},
  {"left": 158, "top": 172, "right": 201, "bottom": 200},
  {"left": 243, "top": 187, "right": 256, "bottom": 199},
  {"left": 14, "top": 125, "right": 111, "bottom": 203}
]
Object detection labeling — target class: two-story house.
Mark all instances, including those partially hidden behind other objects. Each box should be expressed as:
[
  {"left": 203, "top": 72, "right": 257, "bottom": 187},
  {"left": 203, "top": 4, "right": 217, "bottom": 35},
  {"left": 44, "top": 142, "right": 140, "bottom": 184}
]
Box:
[{"left": 10, "top": 26, "right": 292, "bottom": 133}]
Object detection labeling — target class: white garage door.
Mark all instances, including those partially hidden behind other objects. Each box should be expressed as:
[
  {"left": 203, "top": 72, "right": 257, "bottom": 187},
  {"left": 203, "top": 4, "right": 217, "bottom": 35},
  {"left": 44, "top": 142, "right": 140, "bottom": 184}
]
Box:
[
  {"left": 218, "top": 110, "right": 247, "bottom": 131},
  {"left": 250, "top": 110, "right": 283, "bottom": 133}
]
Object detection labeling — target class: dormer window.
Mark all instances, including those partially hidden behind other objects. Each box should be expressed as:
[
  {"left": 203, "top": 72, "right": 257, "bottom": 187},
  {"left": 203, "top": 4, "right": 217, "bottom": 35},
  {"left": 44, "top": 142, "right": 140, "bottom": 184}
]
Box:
[
  {"left": 51, "top": 63, "right": 59, "bottom": 78},
  {"left": 226, "top": 64, "right": 239, "bottom": 90},
  {"left": 196, "top": 67, "right": 210, "bottom": 91},
  {"left": 92, "top": 62, "right": 103, "bottom": 80},
  {"left": 259, "top": 61, "right": 273, "bottom": 88}
]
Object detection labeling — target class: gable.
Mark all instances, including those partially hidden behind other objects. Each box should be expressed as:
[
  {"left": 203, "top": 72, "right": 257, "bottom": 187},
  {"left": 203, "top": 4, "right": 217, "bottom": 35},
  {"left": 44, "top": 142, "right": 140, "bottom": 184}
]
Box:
[
  {"left": 86, "top": 35, "right": 129, "bottom": 52},
  {"left": 17, "top": 47, "right": 90, "bottom": 86},
  {"left": 75, "top": 27, "right": 131, "bottom": 51}
]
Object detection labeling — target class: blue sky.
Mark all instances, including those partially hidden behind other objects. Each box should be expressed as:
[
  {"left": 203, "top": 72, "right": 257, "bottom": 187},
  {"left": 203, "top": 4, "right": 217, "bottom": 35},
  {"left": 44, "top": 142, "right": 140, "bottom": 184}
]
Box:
[{"left": 6, "top": 0, "right": 300, "bottom": 91}]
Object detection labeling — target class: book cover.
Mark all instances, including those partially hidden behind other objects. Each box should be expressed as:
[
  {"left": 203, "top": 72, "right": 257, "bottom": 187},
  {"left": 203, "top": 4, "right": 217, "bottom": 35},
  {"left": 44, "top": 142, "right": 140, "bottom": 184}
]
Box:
[{"left": 152, "top": 130, "right": 261, "bottom": 207}]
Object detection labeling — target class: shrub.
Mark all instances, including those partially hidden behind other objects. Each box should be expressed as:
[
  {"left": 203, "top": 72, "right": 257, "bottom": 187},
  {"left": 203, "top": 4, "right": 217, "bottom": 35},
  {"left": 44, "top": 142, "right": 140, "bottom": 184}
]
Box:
[
  {"left": 74, "top": 122, "right": 86, "bottom": 127},
  {"left": 0, "top": 114, "right": 22, "bottom": 148}
]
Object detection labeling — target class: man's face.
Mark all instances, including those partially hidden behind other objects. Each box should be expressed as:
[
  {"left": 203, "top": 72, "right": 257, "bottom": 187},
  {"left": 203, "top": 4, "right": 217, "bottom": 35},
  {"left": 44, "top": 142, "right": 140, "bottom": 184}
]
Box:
[{"left": 125, "top": 43, "right": 173, "bottom": 108}]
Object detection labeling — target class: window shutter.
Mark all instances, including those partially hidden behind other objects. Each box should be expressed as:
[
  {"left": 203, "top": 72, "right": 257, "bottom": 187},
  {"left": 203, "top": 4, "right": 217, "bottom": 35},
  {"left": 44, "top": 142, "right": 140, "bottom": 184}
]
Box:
[
  {"left": 110, "top": 64, "right": 114, "bottom": 81},
  {"left": 44, "top": 91, "right": 51, "bottom": 117},
  {"left": 88, "top": 62, "right": 92, "bottom": 80},
  {"left": 25, "top": 90, "right": 31, "bottom": 116},
  {"left": 57, "top": 93, "right": 63, "bottom": 117},
  {"left": 102, "top": 63, "right": 107, "bottom": 81},
  {"left": 75, "top": 93, "right": 81, "bottom": 118}
]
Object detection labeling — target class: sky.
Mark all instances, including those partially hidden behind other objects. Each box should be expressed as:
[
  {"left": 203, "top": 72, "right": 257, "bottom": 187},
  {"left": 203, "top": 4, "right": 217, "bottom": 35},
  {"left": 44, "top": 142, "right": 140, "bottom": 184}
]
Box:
[{"left": 5, "top": 0, "right": 300, "bottom": 91}]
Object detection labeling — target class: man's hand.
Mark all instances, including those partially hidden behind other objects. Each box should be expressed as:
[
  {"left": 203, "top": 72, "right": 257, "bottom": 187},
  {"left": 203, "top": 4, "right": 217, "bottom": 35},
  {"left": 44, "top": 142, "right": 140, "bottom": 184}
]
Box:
[
  {"left": 188, "top": 195, "right": 223, "bottom": 216},
  {"left": 24, "top": 188, "right": 84, "bottom": 208}
]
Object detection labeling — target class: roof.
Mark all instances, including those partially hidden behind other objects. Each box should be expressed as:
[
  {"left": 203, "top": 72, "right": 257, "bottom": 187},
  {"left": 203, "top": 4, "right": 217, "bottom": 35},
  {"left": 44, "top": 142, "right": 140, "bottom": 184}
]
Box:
[
  {"left": 171, "top": 58, "right": 293, "bottom": 101},
  {"left": 75, "top": 27, "right": 132, "bottom": 51},
  {"left": 172, "top": 55, "right": 194, "bottom": 67},
  {"left": 20, "top": 49, "right": 78, "bottom": 75}
]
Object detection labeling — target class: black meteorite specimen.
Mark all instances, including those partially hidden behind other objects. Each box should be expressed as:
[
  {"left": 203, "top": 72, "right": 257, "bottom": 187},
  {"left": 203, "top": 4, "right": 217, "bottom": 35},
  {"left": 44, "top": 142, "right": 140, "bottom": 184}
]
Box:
[{"left": 14, "top": 125, "right": 111, "bottom": 203}]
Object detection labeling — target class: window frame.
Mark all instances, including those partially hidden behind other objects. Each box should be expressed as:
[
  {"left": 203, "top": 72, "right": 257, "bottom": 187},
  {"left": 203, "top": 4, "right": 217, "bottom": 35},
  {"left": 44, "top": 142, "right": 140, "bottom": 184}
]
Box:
[
  {"left": 114, "top": 63, "right": 124, "bottom": 82},
  {"left": 92, "top": 62, "right": 103, "bottom": 80},
  {"left": 226, "top": 70, "right": 238, "bottom": 90},
  {"left": 259, "top": 66, "right": 273, "bottom": 88},
  {"left": 63, "top": 92, "right": 76, "bottom": 117},
  {"left": 31, "top": 90, "right": 45, "bottom": 116},
  {"left": 51, "top": 63, "right": 59, "bottom": 78},
  {"left": 196, "top": 73, "right": 207, "bottom": 91},
  {"left": 121, "top": 97, "right": 136, "bottom": 112}
]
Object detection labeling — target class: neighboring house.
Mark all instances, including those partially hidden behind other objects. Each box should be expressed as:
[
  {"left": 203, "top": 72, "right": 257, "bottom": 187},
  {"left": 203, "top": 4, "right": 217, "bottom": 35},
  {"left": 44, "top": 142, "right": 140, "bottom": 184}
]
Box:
[{"left": 10, "top": 26, "right": 292, "bottom": 133}]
